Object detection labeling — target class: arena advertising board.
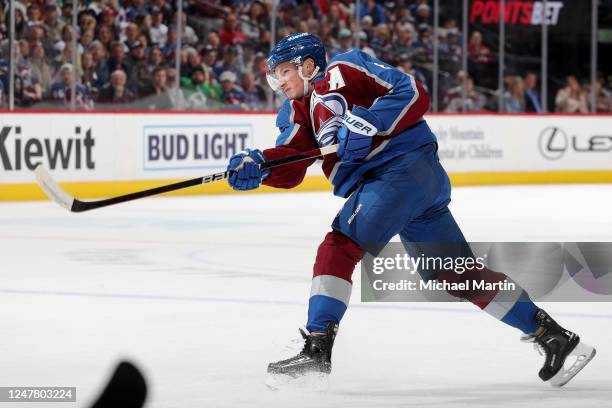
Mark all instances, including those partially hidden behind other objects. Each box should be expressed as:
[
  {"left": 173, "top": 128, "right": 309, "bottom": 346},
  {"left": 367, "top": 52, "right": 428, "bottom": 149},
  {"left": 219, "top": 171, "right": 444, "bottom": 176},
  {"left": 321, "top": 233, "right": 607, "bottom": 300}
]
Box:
[
  {"left": 142, "top": 124, "right": 254, "bottom": 171},
  {"left": 431, "top": 115, "right": 612, "bottom": 172},
  {"left": 0, "top": 113, "right": 611, "bottom": 200},
  {"left": 0, "top": 113, "right": 267, "bottom": 185}
]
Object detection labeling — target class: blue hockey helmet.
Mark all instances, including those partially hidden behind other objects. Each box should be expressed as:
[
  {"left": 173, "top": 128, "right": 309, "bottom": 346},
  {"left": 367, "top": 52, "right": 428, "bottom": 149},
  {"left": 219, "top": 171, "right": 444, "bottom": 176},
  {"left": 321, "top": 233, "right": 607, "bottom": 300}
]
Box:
[{"left": 266, "top": 32, "right": 327, "bottom": 94}]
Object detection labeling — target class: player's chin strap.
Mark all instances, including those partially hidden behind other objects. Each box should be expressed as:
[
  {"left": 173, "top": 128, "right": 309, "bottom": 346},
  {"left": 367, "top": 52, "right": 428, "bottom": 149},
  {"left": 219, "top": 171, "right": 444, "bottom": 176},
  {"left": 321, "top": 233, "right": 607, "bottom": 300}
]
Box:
[{"left": 298, "top": 65, "right": 320, "bottom": 96}]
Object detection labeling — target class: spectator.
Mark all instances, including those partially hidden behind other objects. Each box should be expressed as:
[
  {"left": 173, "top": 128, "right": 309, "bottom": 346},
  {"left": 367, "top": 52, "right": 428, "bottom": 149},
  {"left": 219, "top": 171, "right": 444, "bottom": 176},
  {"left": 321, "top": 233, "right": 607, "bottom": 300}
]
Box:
[
  {"left": 161, "top": 26, "right": 176, "bottom": 60},
  {"left": 183, "top": 48, "right": 206, "bottom": 79},
  {"left": 97, "top": 69, "right": 136, "bottom": 103},
  {"left": 134, "top": 13, "right": 152, "bottom": 40},
  {"left": 152, "top": 0, "right": 174, "bottom": 22},
  {"left": 360, "top": 15, "right": 375, "bottom": 40},
  {"left": 327, "top": 3, "right": 348, "bottom": 29},
  {"left": 444, "top": 76, "right": 487, "bottom": 112},
  {"left": 31, "top": 41, "right": 53, "bottom": 93},
  {"left": 166, "top": 67, "right": 188, "bottom": 109},
  {"left": 149, "top": 7, "right": 168, "bottom": 47},
  {"left": 356, "top": 30, "right": 376, "bottom": 57},
  {"left": 219, "top": 70, "right": 246, "bottom": 109},
  {"left": 555, "top": 75, "right": 588, "bottom": 113},
  {"left": 468, "top": 31, "right": 493, "bottom": 64},
  {"left": 397, "top": 54, "right": 428, "bottom": 91},
  {"left": 241, "top": 0, "right": 269, "bottom": 41},
  {"left": 81, "top": 50, "right": 99, "bottom": 96},
  {"left": 439, "top": 29, "right": 462, "bottom": 71},
  {"left": 60, "top": 2, "right": 73, "bottom": 26},
  {"left": 392, "top": 24, "right": 416, "bottom": 60},
  {"left": 587, "top": 78, "right": 612, "bottom": 113},
  {"left": 241, "top": 71, "right": 266, "bottom": 110},
  {"left": 99, "top": 7, "right": 117, "bottom": 29},
  {"left": 360, "top": 0, "right": 385, "bottom": 26},
  {"left": 502, "top": 76, "right": 526, "bottom": 112},
  {"left": 54, "top": 43, "right": 82, "bottom": 79},
  {"left": 523, "top": 72, "right": 542, "bottom": 113},
  {"left": 252, "top": 51, "right": 269, "bottom": 90},
  {"left": 147, "top": 46, "right": 165, "bottom": 74},
  {"left": 219, "top": 13, "right": 248, "bottom": 47},
  {"left": 106, "top": 41, "right": 132, "bottom": 80},
  {"left": 370, "top": 24, "right": 394, "bottom": 64},
  {"left": 414, "top": 3, "right": 431, "bottom": 26},
  {"left": 213, "top": 46, "right": 241, "bottom": 80},
  {"left": 79, "top": 9, "right": 98, "bottom": 34},
  {"left": 317, "top": 24, "right": 338, "bottom": 52},
  {"left": 15, "top": 61, "right": 43, "bottom": 107},
  {"left": 123, "top": 22, "right": 141, "bottom": 50},
  {"left": 140, "top": 66, "right": 173, "bottom": 109},
  {"left": 79, "top": 29, "right": 96, "bottom": 55},
  {"left": 42, "top": 4, "right": 64, "bottom": 44},
  {"left": 173, "top": 11, "right": 198, "bottom": 46},
  {"left": 48, "top": 63, "right": 90, "bottom": 108},
  {"left": 411, "top": 23, "right": 433, "bottom": 64},
  {"left": 137, "top": 33, "right": 151, "bottom": 51},
  {"left": 26, "top": 4, "right": 43, "bottom": 25},
  {"left": 18, "top": 39, "right": 30, "bottom": 63},
  {"left": 126, "top": 41, "right": 150, "bottom": 92},
  {"left": 201, "top": 45, "right": 218, "bottom": 75},
  {"left": 331, "top": 28, "right": 353, "bottom": 58},
  {"left": 98, "top": 24, "right": 115, "bottom": 51},
  {"left": 26, "top": 25, "right": 48, "bottom": 55},
  {"left": 54, "top": 24, "right": 74, "bottom": 56},
  {"left": 468, "top": 31, "right": 494, "bottom": 62},
  {"left": 182, "top": 66, "right": 221, "bottom": 109},
  {"left": 240, "top": 41, "right": 258, "bottom": 76},
  {"left": 89, "top": 40, "right": 110, "bottom": 88},
  {"left": 166, "top": 67, "right": 179, "bottom": 89},
  {"left": 126, "top": 0, "right": 147, "bottom": 22},
  {"left": 206, "top": 31, "right": 221, "bottom": 51}
]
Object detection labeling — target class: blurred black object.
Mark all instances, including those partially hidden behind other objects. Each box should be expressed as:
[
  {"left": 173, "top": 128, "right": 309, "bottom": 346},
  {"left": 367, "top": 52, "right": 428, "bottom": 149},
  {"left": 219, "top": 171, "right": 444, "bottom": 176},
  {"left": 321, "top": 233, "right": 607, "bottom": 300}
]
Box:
[{"left": 90, "top": 361, "right": 147, "bottom": 408}]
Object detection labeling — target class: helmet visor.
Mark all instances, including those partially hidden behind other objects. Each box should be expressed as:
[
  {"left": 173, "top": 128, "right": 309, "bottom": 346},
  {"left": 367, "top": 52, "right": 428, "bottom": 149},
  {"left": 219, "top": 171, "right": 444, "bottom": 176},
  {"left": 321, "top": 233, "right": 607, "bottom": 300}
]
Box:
[
  {"left": 266, "top": 71, "right": 281, "bottom": 92},
  {"left": 265, "top": 62, "right": 301, "bottom": 93}
]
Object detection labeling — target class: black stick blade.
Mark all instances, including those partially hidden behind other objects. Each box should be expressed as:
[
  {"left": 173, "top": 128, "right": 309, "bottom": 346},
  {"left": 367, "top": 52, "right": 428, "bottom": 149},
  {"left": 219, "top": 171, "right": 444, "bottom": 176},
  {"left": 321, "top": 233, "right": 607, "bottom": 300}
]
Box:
[{"left": 90, "top": 360, "right": 147, "bottom": 408}]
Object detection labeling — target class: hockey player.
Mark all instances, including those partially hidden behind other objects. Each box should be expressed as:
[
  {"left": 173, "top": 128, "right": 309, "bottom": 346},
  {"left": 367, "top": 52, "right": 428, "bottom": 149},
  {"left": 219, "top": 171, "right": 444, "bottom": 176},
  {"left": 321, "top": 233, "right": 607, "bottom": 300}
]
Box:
[{"left": 226, "top": 33, "right": 595, "bottom": 387}]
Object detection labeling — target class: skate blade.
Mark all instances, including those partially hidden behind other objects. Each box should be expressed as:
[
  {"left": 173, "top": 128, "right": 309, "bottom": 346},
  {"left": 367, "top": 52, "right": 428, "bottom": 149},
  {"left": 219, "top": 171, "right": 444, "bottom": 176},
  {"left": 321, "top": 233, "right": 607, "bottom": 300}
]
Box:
[
  {"left": 548, "top": 341, "right": 596, "bottom": 387},
  {"left": 265, "top": 372, "right": 329, "bottom": 392}
]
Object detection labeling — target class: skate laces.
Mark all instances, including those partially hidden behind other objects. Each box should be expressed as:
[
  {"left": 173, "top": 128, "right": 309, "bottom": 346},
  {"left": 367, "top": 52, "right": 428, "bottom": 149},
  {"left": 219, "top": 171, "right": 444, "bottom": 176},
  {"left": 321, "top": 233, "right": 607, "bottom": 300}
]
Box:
[
  {"left": 521, "top": 334, "right": 546, "bottom": 357},
  {"left": 282, "top": 327, "right": 309, "bottom": 354}
]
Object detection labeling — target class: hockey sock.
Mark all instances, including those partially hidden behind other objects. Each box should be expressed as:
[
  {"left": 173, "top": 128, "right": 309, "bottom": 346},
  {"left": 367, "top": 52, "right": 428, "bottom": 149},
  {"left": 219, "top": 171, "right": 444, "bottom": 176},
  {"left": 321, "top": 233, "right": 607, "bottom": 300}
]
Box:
[
  {"left": 307, "top": 230, "right": 365, "bottom": 333},
  {"left": 437, "top": 267, "right": 539, "bottom": 334}
]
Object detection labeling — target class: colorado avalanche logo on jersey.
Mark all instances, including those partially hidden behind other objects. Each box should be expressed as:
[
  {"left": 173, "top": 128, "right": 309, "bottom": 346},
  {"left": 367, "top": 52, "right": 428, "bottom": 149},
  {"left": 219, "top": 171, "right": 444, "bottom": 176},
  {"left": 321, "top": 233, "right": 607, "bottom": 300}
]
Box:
[{"left": 310, "top": 92, "right": 348, "bottom": 147}]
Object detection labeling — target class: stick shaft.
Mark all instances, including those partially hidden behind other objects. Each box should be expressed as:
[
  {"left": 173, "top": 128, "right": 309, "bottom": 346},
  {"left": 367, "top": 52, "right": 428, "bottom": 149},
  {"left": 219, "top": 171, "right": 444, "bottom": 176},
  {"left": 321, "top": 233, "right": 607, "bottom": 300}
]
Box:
[{"left": 38, "top": 144, "right": 338, "bottom": 212}]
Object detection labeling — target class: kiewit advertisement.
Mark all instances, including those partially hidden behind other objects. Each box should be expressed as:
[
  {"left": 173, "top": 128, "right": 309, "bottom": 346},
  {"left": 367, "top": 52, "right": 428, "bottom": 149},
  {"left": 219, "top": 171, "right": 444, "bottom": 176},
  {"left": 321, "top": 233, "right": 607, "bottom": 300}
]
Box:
[{"left": 0, "top": 114, "right": 116, "bottom": 184}]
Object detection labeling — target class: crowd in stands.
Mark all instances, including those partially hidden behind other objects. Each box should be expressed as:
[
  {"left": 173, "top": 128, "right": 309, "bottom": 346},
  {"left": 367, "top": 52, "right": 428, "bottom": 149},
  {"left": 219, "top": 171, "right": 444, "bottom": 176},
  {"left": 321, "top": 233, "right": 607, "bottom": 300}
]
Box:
[{"left": 0, "top": 0, "right": 610, "bottom": 112}]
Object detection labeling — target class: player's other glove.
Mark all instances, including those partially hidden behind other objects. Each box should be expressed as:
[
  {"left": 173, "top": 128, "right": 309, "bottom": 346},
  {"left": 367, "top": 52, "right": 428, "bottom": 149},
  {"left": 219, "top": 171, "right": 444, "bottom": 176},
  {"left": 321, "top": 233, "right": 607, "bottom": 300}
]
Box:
[
  {"left": 227, "top": 149, "right": 270, "bottom": 191},
  {"left": 336, "top": 106, "right": 382, "bottom": 162}
]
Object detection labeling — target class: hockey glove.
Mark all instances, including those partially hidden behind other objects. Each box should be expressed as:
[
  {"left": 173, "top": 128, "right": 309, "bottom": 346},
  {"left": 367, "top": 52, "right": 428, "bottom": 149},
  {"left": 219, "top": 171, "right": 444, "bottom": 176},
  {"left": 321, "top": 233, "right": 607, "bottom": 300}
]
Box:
[
  {"left": 336, "top": 106, "right": 382, "bottom": 162},
  {"left": 227, "top": 149, "right": 270, "bottom": 191}
]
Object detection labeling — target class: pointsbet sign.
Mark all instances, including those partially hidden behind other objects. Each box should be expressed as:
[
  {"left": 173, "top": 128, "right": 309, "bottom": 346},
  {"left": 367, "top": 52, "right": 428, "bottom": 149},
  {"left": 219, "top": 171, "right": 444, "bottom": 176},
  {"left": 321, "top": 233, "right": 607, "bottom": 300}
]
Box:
[{"left": 470, "top": 0, "right": 564, "bottom": 25}]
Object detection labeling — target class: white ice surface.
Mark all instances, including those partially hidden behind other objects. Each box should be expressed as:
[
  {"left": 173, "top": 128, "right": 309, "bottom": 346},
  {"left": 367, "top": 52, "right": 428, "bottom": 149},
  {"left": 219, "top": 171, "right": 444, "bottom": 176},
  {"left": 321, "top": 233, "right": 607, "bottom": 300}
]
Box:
[{"left": 0, "top": 184, "right": 611, "bottom": 408}]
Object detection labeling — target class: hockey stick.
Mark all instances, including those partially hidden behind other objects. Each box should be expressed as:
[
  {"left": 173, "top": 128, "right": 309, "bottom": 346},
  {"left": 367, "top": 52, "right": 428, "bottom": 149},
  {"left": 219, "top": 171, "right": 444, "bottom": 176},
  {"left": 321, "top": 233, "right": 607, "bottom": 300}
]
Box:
[{"left": 35, "top": 144, "right": 338, "bottom": 213}]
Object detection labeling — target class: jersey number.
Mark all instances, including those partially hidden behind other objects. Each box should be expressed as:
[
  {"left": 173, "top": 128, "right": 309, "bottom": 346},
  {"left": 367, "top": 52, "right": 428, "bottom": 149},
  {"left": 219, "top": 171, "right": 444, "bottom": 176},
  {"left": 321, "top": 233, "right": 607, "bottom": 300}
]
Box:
[{"left": 328, "top": 67, "right": 346, "bottom": 91}]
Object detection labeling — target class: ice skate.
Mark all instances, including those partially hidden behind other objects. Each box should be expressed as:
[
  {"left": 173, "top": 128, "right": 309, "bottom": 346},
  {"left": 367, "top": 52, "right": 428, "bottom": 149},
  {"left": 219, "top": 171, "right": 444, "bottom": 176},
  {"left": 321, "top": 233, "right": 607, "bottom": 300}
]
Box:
[
  {"left": 265, "top": 322, "right": 337, "bottom": 391},
  {"left": 522, "top": 309, "right": 596, "bottom": 387}
]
